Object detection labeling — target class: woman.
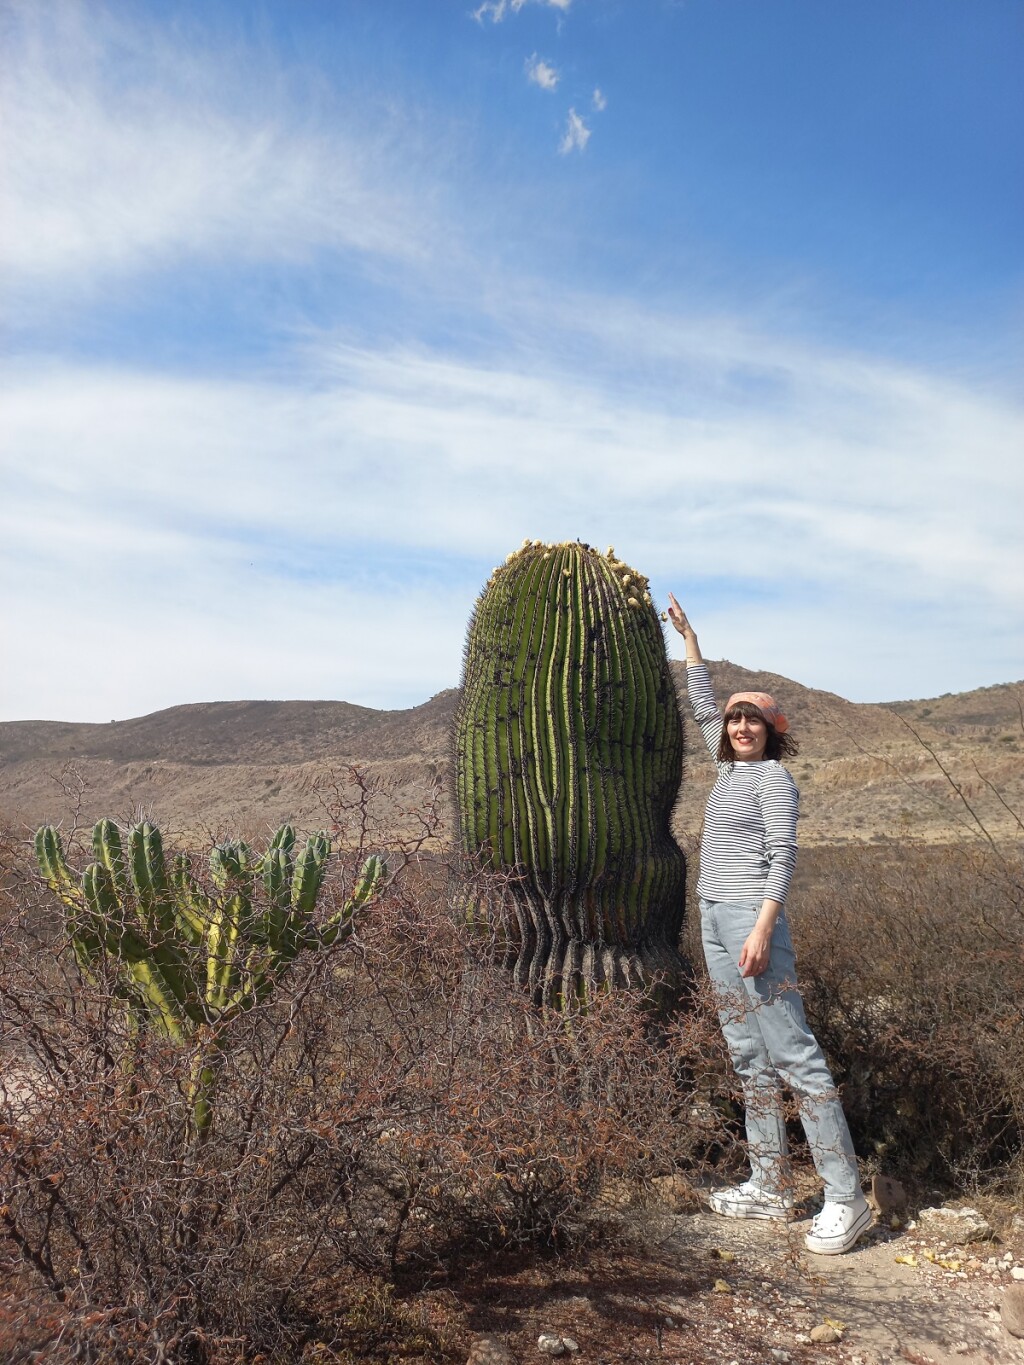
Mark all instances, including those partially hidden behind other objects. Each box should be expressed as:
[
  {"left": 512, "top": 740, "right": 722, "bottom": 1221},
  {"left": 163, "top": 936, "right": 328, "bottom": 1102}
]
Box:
[{"left": 667, "top": 593, "right": 870, "bottom": 1256}]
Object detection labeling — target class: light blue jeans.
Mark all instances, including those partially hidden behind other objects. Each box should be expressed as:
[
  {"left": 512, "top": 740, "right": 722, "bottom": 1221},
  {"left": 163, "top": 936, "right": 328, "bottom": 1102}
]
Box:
[{"left": 700, "top": 897, "right": 861, "bottom": 1204}]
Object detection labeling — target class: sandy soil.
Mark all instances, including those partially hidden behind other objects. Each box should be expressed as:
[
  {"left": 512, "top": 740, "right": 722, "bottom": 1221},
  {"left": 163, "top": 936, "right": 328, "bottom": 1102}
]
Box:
[
  {"left": 658, "top": 1202, "right": 1024, "bottom": 1365},
  {"left": 453, "top": 1187, "right": 1024, "bottom": 1365}
]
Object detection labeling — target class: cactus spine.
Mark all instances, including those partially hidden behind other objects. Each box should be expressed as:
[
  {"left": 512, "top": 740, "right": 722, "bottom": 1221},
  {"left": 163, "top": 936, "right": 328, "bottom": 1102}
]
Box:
[
  {"left": 36, "top": 820, "right": 385, "bottom": 1134},
  {"left": 454, "top": 540, "right": 686, "bottom": 1006}
]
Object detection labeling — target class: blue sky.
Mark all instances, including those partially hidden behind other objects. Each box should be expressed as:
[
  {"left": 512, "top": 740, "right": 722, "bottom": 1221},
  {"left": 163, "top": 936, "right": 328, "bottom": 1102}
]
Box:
[{"left": 2, "top": 0, "right": 1022, "bottom": 721}]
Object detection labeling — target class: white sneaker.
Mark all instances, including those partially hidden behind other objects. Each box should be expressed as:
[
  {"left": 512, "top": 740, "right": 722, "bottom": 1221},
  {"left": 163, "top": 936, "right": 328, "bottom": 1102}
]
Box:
[
  {"left": 708, "top": 1180, "right": 794, "bottom": 1221},
  {"left": 804, "top": 1195, "right": 872, "bottom": 1254}
]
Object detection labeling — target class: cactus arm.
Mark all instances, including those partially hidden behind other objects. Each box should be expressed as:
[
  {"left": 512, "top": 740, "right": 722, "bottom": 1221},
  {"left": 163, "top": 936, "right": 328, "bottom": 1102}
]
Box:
[
  {"left": 221, "top": 944, "right": 276, "bottom": 1016},
  {"left": 282, "top": 832, "right": 330, "bottom": 958},
  {"left": 122, "top": 823, "right": 202, "bottom": 1021},
  {"left": 68, "top": 863, "right": 107, "bottom": 967},
  {"left": 92, "top": 819, "right": 128, "bottom": 893},
  {"left": 260, "top": 845, "right": 292, "bottom": 951},
  {"left": 321, "top": 853, "right": 386, "bottom": 947},
  {"left": 267, "top": 824, "right": 296, "bottom": 857},
  {"left": 78, "top": 859, "right": 188, "bottom": 1038},
  {"left": 35, "top": 826, "right": 84, "bottom": 904},
  {"left": 171, "top": 854, "right": 208, "bottom": 947},
  {"left": 206, "top": 842, "right": 258, "bottom": 1012},
  {"left": 204, "top": 896, "right": 227, "bottom": 1017},
  {"left": 81, "top": 861, "right": 148, "bottom": 962},
  {"left": 291, "top": 833, "right": 330, "bottom": 917},
  {"left": 129, "top": 823, "right": 173, "bottom": 934},
  {"left": 206, "top": 846, "right": 233, "bottom": 1013}
]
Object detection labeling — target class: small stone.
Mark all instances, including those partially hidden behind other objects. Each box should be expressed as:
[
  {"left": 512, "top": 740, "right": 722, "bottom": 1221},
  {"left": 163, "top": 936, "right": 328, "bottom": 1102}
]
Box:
[
  {"left": 561, "top": 1340, "right": 579, "bottom": 1355},
  {"left": 1011, "top": 1266, "right": 1024, "bottom": 1280},
  {"left": 869, "top": 1173, "right": 907, "bottom": 1214},
  {"left": 537, "top": 1334, "right": 565, "bottom": 1357},
  {"left": 652, "top": 1174, "right": 700, "bottom": 1211},
  {"left": 769, "top": 1351, "right": 791, "bottom": 1362},
  {"left": 810, "top": 1325, "right": 842, "bottom": 1344},
  {"left": 1002, "top": 1285, "right": 1024, "bottom": 1339},
  {"left": 918, "top": 1205, "right": 994, "bottom": 1241},
  {"left": 467, "top": 1337, "right": 517, "bottom": 1365}
]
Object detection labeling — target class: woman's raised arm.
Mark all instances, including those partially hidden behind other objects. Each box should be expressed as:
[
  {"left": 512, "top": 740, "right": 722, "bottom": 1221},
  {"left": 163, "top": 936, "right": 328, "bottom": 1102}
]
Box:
[
  {"left": 667, "top": 594, "right": 722, "bottom": 759},
  {"left": 666, "top": 592, "right": 702, "bottom": 664}
]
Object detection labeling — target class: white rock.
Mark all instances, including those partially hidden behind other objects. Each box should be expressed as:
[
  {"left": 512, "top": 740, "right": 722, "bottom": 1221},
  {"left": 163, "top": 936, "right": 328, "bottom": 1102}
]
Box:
[
  {"left": 769, "top": 1351, "right": 791, "bottom": 1363},
  {"left": 537, "top": 1334, "right": 565, "bottom": 1357},
  {"left": 918, "top": 1205, "right": 993, "bottom": 1240},
  {"left": 1011, "top": 1266, "right": 1024, "bottom": 1280},
  {"left": 561, "top": 1341, "right": 580, "bottom": 1356}
]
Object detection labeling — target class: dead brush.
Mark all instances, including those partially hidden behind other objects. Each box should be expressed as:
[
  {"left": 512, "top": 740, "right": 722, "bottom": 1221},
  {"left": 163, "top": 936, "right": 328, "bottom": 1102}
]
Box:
[
  {"left": 0, "top": 778, "right": 721, "bottom": 1363},
  {"left": 789, "top": 837, "right": 1024, "bottom": 1190}
]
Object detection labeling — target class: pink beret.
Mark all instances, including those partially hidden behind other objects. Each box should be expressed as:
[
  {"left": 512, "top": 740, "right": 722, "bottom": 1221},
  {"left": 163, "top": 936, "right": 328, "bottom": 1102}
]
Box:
[{"left": 725, "top": 691, "right": 789, "bottom": 735}]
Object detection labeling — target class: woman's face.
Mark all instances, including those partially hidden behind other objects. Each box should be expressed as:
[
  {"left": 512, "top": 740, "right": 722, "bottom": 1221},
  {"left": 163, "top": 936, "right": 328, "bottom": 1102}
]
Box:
[{"left": 726, "top": 711, "right": 768, "bottom": 762}]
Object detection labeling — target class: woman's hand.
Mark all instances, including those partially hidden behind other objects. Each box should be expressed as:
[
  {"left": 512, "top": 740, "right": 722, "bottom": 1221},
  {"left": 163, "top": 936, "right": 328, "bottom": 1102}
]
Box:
[
  {"left": 666, "top": 592, "right": 692, "bottom": 638},
  {"left": 739, "top": 900, "right": 783, "bottom": 977},
  {"left": 667, "top": 593, "right": 704, "bottom": 664},
  {"left": 738, "top": 923, "right": 773, "bottom": 977}
]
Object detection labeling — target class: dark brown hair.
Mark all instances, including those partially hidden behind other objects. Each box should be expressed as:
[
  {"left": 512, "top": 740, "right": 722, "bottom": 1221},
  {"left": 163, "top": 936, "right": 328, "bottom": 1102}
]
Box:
[{"left": 716, "top": 700, "right": 800, "bottom": 763}]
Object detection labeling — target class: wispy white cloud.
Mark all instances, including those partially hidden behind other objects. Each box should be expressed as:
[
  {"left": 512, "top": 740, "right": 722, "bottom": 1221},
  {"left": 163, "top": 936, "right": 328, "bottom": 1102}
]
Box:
[
  {"left": 592, "top": 87, "right": 607, "bottom": 111},
  {"left": 0, "top": 2, "right": 435, "bottom": 296},
  {"left": 560, "top": 108, "right": 591, "bottom": 153},
  {"left": 3, "top": 299, "right": 1021, "bottom": 716},
  {"left": 473, "top": 0, "right": 572, "bottom": 23},
  {"left": 525, "top": 54, "right": 560, "bottom": 90},
  {"left": 1, "top": 1, "right": 1019, "bottom": 720}
]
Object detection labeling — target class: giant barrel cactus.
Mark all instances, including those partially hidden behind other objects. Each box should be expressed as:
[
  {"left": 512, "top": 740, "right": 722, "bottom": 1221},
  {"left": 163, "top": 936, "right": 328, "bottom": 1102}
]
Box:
[{"left": 454, "top": 539, "right": 686, "bottom": 1007}]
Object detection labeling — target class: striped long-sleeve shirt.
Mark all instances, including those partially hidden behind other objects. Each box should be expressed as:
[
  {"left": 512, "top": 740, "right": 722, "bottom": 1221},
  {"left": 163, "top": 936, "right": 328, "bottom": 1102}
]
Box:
[{"left": 686, "top": 660, "right": 799, "bottom": 905}]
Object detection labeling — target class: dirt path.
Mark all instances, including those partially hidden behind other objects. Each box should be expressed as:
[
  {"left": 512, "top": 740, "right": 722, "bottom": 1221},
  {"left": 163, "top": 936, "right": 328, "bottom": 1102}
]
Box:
[{"left": 651, "top": 1200, "right": 1024, "bottom": 1365}]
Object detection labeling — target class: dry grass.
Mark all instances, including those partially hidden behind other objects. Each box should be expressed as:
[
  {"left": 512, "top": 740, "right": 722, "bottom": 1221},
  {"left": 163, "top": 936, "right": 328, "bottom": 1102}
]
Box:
[
  {"left": 2, "top": 762, "right": 1022, "bottom": 1361},
  {"left": 0, "top": 786, "right": 726, "bottom": 1363}
]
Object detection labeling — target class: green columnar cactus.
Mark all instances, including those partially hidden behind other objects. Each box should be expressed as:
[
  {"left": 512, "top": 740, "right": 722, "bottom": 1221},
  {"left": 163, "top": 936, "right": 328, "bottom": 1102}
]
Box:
[
  {"left": 35, "top": 820, "right": 385, "bottom": 1134},
  {"left": 454, "top": 539, "right": 686, "bottom": 1007}
]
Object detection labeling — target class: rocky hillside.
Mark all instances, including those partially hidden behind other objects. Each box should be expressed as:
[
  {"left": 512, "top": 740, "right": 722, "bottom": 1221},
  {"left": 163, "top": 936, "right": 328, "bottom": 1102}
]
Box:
[{"left": 1, "top": 664, "right": 1021, "bottom": 846}]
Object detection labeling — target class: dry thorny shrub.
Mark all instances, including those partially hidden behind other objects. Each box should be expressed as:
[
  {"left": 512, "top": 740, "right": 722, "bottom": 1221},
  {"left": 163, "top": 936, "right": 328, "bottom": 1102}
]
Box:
[
  {"left": 0, "top": 774, "right": 727, "bottom": 1364},
  {"left": 788, "top": 837, "right": 1024, "bottom": 1190},
  {"left": 5, "top": 766, "right": 1021, "bottom": 1361}
]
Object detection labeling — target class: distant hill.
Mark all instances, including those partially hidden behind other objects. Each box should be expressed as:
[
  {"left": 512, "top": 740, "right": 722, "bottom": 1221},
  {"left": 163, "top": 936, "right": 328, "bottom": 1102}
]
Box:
[{"left": 2, "top": 665, "right": 1021, "bottom": 846}]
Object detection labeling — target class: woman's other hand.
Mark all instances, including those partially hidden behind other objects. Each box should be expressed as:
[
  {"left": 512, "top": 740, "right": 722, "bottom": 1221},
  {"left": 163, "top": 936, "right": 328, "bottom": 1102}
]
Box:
[
  {"left": 739, "top": 900, "right": 783, "bottom": 977},
  {"left": 738, "top": 923, "right": 773, "bottom": 977}
]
